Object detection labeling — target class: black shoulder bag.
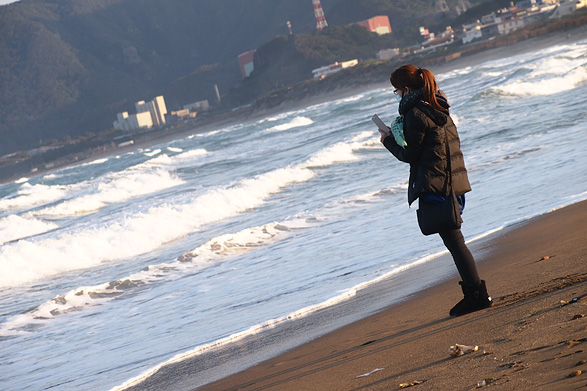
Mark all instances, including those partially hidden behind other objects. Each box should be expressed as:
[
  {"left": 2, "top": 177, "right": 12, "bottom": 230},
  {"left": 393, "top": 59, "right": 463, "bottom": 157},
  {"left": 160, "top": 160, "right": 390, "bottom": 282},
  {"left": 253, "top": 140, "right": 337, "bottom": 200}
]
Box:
[{"left": 416, "top": 129, "right": 463, "bottom": 236}]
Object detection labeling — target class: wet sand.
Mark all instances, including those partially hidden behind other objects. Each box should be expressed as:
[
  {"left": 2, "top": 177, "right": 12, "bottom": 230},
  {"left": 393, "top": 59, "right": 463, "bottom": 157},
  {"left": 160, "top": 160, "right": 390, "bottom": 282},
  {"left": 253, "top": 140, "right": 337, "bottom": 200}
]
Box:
[{"left": 198, "top": 200, "right": 587, "bottom": 391}]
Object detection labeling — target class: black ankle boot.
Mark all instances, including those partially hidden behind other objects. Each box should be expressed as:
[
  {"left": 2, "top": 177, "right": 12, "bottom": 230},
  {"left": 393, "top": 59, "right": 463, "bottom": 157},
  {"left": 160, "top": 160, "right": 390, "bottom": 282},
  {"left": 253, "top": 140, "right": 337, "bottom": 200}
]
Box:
[{"left": 449, "top": 280, "right": 492, "bottom": 317}]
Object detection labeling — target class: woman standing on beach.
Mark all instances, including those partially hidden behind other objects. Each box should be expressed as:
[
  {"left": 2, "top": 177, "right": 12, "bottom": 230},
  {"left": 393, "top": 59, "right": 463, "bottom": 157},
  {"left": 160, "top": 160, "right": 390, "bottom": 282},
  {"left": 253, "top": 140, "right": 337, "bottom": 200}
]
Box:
[{"left": 379, "top": 64, "right": 492, "bottom": 317}]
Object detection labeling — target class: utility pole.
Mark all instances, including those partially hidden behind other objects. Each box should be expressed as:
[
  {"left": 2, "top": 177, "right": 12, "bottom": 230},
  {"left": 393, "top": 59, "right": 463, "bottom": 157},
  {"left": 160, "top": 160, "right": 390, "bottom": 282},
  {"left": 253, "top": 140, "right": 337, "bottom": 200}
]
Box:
[{"left": 214, "top": 84, "right": 221, "bottom": 104}]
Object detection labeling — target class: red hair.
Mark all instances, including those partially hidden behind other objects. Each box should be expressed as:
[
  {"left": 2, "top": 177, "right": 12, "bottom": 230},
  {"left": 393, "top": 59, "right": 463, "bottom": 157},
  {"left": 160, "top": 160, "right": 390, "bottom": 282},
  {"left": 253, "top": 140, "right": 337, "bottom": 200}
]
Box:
[{"left": 390, "top": 64, "right": 446, "bottom": 112}]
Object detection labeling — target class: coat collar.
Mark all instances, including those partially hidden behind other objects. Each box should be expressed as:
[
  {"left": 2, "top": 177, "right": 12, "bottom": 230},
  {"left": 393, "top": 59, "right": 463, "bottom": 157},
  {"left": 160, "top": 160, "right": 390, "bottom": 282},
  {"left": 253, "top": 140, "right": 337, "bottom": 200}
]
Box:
[{"left": 398, "top": 89, "right": 450, "bottom": 115}]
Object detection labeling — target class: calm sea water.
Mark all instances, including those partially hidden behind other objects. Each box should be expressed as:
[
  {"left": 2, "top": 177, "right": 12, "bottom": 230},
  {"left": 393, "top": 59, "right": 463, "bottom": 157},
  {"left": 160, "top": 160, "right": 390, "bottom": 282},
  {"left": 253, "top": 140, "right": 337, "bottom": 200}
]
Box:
[{"left": 1, "top": 38, "right": 586, "bottom": 391}]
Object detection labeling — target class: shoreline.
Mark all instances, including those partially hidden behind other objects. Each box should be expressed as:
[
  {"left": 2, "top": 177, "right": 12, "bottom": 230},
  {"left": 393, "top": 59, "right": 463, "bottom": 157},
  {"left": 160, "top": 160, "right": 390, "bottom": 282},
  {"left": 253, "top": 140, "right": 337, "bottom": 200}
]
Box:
[
  {"left": 195, "top": 199, "right": 587, "bottom": 391},
  {"left": 3, "top": 25, "right": 587, "bottom": 186},
  {"left": 118, "top": 199, "right": 587, "bottom": 391}
]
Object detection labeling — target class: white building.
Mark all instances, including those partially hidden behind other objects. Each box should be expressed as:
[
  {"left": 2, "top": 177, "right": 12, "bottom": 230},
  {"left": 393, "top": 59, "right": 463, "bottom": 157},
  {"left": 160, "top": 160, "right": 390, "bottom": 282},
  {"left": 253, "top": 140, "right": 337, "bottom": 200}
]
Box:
[
  {"left": 113, "top": 95, "right": 167, "bottom": 131},
  {"left": 550, "top": 0, "right": 583, "bottom": 18},
  {"left": 312, "top": 59, "right": 358, "bottom": 79},
  {"left": 184, "top": 100, "right": 210, "bottom": 112},
  {"left": 113, "top": 111, "right": 153, "bottom": 131},
  {"left": 497, "top": 17, "right": 526, "bottom": 35},
  {"left": 462, "top": 21, "right": 483, "bottom": 43},
  {"left": 136, "top": 96, "right": 167, "bottom": 126},
  {"left": 376, "top": 48, "right": 400, "bottom": 60}
]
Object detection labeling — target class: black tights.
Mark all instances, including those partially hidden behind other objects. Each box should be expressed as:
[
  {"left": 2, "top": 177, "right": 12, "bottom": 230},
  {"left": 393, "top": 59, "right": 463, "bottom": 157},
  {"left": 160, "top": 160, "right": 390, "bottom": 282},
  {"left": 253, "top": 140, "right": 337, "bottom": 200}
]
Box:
[{"left": 438, "top": 229, "right": 480, "bottom": 284}]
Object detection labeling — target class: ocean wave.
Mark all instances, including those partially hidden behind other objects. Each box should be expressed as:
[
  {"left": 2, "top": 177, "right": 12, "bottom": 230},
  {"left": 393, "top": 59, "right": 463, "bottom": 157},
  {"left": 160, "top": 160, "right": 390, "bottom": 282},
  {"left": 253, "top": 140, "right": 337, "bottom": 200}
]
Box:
[
  {"left": 0, "top": 215, "right": 58, "bottom": 244},
  {"left": 335, "top": 94, "right": 364, "bottom": 104},
  {"left": 300, "top": 131, "right": 372, "bottom": 168},
  {"left": 80, "top": 157, "right": 110, "bottom": 167},
  {"left": 173, "top": 148, "right": 208, "bottom": 160},
  {"left": 0, "top": 218, "right": 315, "bottom": 337},
  {"left": 143, "top": 149, "right": 162, "bottom": 157},
  {"left": 21, "top": 149, "right": 208, "bottom": 217},
  {"left": 267, "top": 116, "right": 314, "bottom": 131},
  {"left": 31, "top": 169, "right": 184, "bottom": 217},
  {"left": 487, "top": 44, "right": 587, "bottom": 96},
  {"left": 330, "top": 183, "right": 408, "bottom": 207},
  {"left": 0, "top": 134, "right": 371, "bottom": 287},
  {"left": 0, "top": 183, "right": 72, "bottom": 211},
  {"left": 0, "top": 167, "right": 313, "bottom": 287}
]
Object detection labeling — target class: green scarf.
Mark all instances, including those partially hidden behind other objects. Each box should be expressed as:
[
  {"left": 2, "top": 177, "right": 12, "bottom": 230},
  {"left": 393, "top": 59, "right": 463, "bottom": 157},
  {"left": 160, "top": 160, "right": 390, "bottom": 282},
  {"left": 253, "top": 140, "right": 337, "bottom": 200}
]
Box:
[{"left": 391, "top": 115, "right": 407, "bottom": 148}]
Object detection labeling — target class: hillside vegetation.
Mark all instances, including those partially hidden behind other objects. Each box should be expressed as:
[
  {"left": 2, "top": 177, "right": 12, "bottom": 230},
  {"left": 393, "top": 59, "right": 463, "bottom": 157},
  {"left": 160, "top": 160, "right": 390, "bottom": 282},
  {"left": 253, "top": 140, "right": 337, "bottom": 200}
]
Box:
[{"left": 0, "top": 0, "right": 487, "bottom": 156}]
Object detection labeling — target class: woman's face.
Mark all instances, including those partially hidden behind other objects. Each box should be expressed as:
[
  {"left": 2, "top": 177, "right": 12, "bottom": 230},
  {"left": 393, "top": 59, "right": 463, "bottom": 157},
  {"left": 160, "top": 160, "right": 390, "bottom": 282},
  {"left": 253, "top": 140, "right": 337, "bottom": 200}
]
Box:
[{"left": 393, "top": 87, "right": 410, "bottom": 98}]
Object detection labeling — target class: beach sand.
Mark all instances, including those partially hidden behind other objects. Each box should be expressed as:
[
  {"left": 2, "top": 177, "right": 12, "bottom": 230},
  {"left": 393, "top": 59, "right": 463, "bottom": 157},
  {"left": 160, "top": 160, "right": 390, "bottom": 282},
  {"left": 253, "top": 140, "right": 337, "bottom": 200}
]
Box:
[{"left": 197, "top": 200, "right": 587, "bottom": 391}]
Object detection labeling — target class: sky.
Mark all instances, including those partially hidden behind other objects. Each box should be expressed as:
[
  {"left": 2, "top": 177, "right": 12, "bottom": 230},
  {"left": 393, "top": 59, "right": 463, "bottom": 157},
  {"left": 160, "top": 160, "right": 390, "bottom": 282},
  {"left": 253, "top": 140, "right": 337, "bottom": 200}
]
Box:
[{"left": 0, "top": 0, "right": 18, "bottom": 5}]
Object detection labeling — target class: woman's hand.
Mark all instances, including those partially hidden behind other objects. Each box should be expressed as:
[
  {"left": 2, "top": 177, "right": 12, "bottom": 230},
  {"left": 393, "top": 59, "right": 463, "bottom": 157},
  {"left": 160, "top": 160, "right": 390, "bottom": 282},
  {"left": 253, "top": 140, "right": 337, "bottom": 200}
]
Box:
[{"left": 379, "top": 127, "right": 391, "bottom": 143}]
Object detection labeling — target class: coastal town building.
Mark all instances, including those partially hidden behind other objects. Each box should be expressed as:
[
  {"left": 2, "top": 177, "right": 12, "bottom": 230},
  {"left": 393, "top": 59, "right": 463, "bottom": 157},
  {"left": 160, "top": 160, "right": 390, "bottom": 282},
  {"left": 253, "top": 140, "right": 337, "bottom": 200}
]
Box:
[
  {"left": 113, "top": 96, "right": 167, "bottom": 131},
  {"left": 169, "top": 109, "right": 197, "bottom": 120},
  {"left": 458, "top": 0, "right": 586, "bottom": 44},
  {"left": 136, "top": 96, "right": 167, "bottom": 127},
  {"left": 238, "top": 50, "right": 256, "bottom": 79},
  {"left": 415, "top": 26, "right": 455, "bottom": 53},
  {"left": 461, "top": 22, "right": 483, "bottom": 44},
  {"left": 550, "top": 0, "right": 586, "bottom": 18},
  {"left": 376, "top": 48, "right": 400, "bottom": 60},
  {"left": 184, "top": 100, "right": 210, "bottom": 112},
  {"left": 312, "top": 59, "right": 358, "bottom": 79},
  {"left": 356, "top": 16, "right": 392, "bottom": 35},
  {"left": 113, "top": 111, "right": 153, "bottom": 131}
]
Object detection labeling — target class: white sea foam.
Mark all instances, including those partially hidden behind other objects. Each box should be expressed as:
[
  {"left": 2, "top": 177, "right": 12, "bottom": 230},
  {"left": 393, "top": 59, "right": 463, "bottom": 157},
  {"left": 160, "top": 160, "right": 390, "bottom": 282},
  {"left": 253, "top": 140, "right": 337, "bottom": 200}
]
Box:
[
  {"left": 0, "top": 167, "right": 313, "bottom": 287},
  {"left": 81, "top": 157, "right": 109, "bottom": 166},
  {"left": 0, "top": 215, "right": 58, "bottom": 244},
  {"left": 492, "top": 65, "right": 587, "bottom": 96},
  {"left": 24, "top": 149, "right": 208, "bottom": 217},
  {"left": 196, "top": 129, "right": 222, "bottom": 137},
  {"left": 336, "top": 94, "right": 364, "bottom": 104},
  {"left": 0, "top": 218, "right": 313, "bottom": 336},
  {"left": 0, "top": 183, "right": 71, "bottom": 211},
  {"left": 173, "top": 148, "right": 207, "bottom": 160},
  {"left": 143, "top": 149, "right": 161, "bottom": 157},
  {"left": 300, "top": 131, "right": 372, "bottom": 168},
  {"left": 179, "top": 218, "right": 311, "bottom": 262},
  {"left": 267, "top": 116, "right": 314, "bottom": 131},
  {"left": 334, "top": 183, "right": 408, "bottom": 207},
  {"left": 32, "top": 169, "right": 183, "bottom": 217},
  {"left": 167, "top": 147, "right": 183, "bottom": 153},
  {"left": 140, "top": 153, "right": 174, "bottom": 166},
  {"left": 0, "top": 134, "right": 371, "bottom": 287},
  {"left": 489, "top": 45, "right": 587, "bottom": 96}
]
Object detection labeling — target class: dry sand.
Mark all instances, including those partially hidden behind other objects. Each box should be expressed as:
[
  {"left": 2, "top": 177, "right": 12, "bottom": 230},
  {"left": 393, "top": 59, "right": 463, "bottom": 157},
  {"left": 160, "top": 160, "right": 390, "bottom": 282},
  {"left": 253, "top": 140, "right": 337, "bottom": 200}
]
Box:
[{"left": 198, "top": 200, "right": 587, "bottom": 391}]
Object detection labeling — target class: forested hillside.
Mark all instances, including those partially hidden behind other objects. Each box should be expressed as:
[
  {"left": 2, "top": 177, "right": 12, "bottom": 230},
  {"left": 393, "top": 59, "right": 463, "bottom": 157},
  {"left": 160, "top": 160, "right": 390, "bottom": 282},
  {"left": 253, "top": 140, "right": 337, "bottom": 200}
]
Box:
[{"left": 0, "top": 0, "right": 487, "bottom": 155}]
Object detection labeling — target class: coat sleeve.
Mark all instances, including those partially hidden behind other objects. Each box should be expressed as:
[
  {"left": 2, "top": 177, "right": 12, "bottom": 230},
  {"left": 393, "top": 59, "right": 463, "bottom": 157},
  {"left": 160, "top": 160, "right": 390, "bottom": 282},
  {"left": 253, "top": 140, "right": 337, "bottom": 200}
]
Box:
[{"left": 382, "top": 111, "right": 426, "bottom": 164}]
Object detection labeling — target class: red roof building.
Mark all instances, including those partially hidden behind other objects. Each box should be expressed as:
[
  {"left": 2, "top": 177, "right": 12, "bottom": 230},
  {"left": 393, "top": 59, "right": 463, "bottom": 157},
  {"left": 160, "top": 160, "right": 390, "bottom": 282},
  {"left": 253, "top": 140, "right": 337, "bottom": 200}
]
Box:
[
  {"left": 238, "top": 50, "right": 256, "bottom": 79},
  {"left": 356, "top": 16, "right": 392, "bottom": 35}
]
